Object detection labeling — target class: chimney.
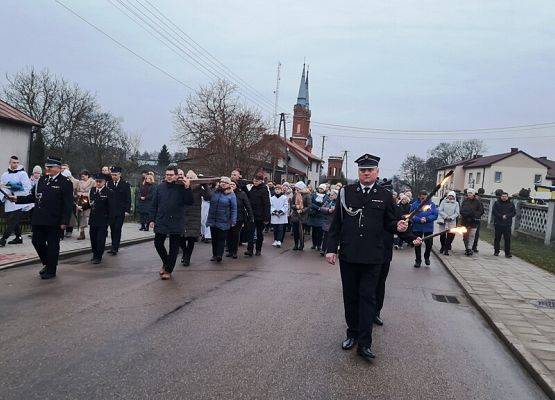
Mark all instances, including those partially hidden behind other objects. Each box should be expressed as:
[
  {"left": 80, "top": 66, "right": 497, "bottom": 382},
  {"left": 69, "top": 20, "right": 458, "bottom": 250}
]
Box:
[
  {"left": 539, "top": 156, "right": 548, "bottom": 160},
  {"left": 510, "top": 147, "right": 518, "bottom": 153},
  {"left": 474, "top": 154, "right": 483, "bottom": 159}
]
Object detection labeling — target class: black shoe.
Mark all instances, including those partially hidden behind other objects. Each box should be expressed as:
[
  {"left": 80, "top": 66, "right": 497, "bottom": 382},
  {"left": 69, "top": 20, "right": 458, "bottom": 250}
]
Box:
[
  {"left": 108, "top": 250, "right": 118, "bottom": 255},
  {"left": 374, "top": 316, "right": 384, "bottom": 326},
  {"left": 465, "top": 250, "right": 473, "bottom": 256},
  {"left": 0, "top": 238, "right": 6, "bottom": 247},
  {"left": 216, "top": 256, "right": 222, "bottom": 263},
  {"left": 506, "top": 253, "right": 513, "bottom": 258},
  {"left": 414, "top": 261, "right": 421, "bottom": 268},
  {"left": 357, "top": 346, "right": 376, "bottom": 362},
  {"left": 472, "top": 249, "right": 479, "bottom": 254},
  {"left": 232, "top": 254, "right": 238, "bottom": 259},
  {"left": 225, "top": 253, "right": 233, "bottom": 257},
  {"left": 341, "top": 337, "right": 357, "bottom": 350},
  {"left": 494, "top": 252, "right": 499, "bottom": 256},
  {"left": 39, "top": 266, "right": 48, "bottom": 275},
  {"left": 7, "top": 237, "right": 23, "bottom": 244},
  {"left": 181, "top": 256, "right": 190, "bottom": 267},
  {"left": 424, "top": 258, "right": 430, "bottom": 266},
  {"left": 244, "top": 251, "right": 253, "bottom": 257},
  {"left": 443, "top": 251, "right": 449, "bottom": 256},
  {"left": 292, "top": 245, "right": 299, "bottom": 251},
  {"left": 439, "top": 246, "right": 445, "bottom": 253},
  {"left": 255, "top": 251, "right": 261, "bottom": 256},
  {"left": 92, "top": 259, "right": 101, "bottom": 264},
  {"left": 310, "top": 246, "right": 316, "bottom": 250},
  {"left": 41, "top": 273, "right": 56, "bottom": 280}
]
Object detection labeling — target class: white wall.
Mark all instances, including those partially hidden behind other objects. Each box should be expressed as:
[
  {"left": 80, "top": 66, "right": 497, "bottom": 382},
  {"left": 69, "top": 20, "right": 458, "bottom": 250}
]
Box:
[
  {"left": 0, "top": 122, "right": 30, "bottom": 169},
  {"left": 307, "top": 161, "right": 320, "bottom": 187}
]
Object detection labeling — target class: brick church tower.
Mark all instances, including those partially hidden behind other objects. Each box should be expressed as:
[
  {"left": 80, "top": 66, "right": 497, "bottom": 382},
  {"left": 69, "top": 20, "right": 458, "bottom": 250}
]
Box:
[{"left": 290, "top": 64, "right": 313, "bottom": 152}]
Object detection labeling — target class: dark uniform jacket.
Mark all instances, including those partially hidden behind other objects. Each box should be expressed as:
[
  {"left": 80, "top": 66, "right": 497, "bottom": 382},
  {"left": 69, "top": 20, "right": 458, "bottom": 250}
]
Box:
[
  {"left": 107, "top": 179, "right": 131, "bottom": 216},
  {"left": 327, "top": 183, "right": 407, "bottom": 265},
  {"left": 87, "top": 186, "right": 116, "bottom": 227},
  {"left": 16, "top": 174, "right": 73, "bottom": 226},
  {"left": 149, "top": 181, "right": 193, "bottom": 235}
]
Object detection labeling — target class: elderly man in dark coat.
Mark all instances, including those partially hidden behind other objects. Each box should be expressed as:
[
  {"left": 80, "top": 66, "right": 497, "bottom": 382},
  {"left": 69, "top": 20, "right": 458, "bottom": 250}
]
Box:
[{"left": 149, "top": 166, "right": 193, "bottom": 280}]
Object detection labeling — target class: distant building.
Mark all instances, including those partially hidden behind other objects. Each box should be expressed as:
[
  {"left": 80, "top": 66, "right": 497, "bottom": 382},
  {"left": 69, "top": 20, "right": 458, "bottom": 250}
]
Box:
[
  {"left": 0, "top": 99, "right": 42, "bottom": 170},
  {"left": 436, "top": 147, "right": 555, "bottom": 197},
  {"left": 326, "top": 156, "right": 343, "bottom": 181}
]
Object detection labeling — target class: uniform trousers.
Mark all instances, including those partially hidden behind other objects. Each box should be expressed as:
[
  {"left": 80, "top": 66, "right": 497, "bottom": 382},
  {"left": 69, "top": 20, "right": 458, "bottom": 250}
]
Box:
[
  {"left": 89, "top": 225, "right": 108, "bottom": 261},
  {"left": 339, "top": 260, "right": 381, "bottom": 347},
  {"left": 109, "top": 214, "right": 125, "bottom": 252},
  {"left": 154, "top": 233, "right": 181, "bottom": 273},
  {"left": 31, "top": 225, "right": 61, "bottom": 274},
  {"left": 375, "top": 261, "right": 390, "bottom": 316}
]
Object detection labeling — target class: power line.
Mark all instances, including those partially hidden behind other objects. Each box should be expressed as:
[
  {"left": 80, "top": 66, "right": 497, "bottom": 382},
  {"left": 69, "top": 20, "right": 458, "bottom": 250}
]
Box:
[
  {"left": 55, "top": 0, "right": 194, "bottom": 91},
  {"left": 312, "top": 131, "right": 555, "bottom": 141}
]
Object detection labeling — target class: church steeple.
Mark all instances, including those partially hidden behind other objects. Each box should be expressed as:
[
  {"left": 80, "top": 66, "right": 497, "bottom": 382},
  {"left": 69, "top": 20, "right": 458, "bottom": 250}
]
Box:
[{"left": 296, "top": 63, "right": 309, "bottom": 109}]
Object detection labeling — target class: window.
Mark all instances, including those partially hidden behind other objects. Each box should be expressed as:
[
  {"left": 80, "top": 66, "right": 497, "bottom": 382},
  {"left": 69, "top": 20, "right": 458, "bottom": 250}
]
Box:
[
  {"left": 296, "top": 123, "right": 301, "bottom": 134},
  {"left": 476, "top": 172, "right": 481, "bottom": 185},
  {"left": 534, "top": 174, "right": 542, "bottom": 184},
  {"left": 468, "top": 172, "right": 473, "bottom": 184},
  {"left": 495, "top": 171, "right": 502, "bottom": 183}
]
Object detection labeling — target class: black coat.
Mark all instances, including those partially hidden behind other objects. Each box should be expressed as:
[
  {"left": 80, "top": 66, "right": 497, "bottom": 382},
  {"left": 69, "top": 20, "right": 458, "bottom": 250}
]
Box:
[
  {"left": 88, "top": 186, "right": 116, "bottom": 227},
  {"left": 107, "top": 179, "right": 131, "bottom": 216},
  {"left": 247, "top": 183, "right": 271, "bottom": 222},
  {"left": 327, "top": 183, "right": 414, "bottom": 265},
  {"left": 149, "top": 181, "right": 193, "bottom": 235},
  {"left": 460, "top": 197, "right": 484, "bottom": 228},
  {"left": 136, "top": 183, "right": 155, "bottom": 214},
  {"left": 235, "top": 188, "right": 253, "bottom": 223},
  {"left": 16, "top": 174, "right": 73, "bottom": 227},
  {"left": 183, "top": 185, "right": 211, "bottom": 238},
  {"left": 492, "top": 199, "right": 516, "bottom": 227}
]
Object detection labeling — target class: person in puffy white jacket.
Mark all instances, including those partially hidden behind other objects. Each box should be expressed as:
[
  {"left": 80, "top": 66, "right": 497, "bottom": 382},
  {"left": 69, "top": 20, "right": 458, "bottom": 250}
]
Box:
[
  {"left": 0, "top": 156, "right": 32, "bottom": 246},
  {"left": 270, "top": 184, "right": 289, "bottom": 248}
]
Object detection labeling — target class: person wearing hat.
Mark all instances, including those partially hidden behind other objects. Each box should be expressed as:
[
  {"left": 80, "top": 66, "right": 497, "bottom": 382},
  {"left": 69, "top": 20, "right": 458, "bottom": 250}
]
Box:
[
  {"left": 409, "top": 189, "right": 438, "bottom": 268},
  {"left": 0, "top": 155, "right": 33, "bottom": 247},
  {"left": 107, "top": 166, "right": 131, "bottom": 255},
  {"left": 325, "top": 153, "right": 421, "bottom": 362},
  {"left": 86, "top": 173, "right": 116, "bottom": 264},
  {"left": 206, "top": 176, "right": 237, "bottom": 262},
  {"left": 307, "top": 183, "right": 330, "bottom": 251},
  {"left": 149, "top": 166, "right": 193, "bottom": 279},
  {"left": 460, "top": 188, "right": 484, "bottom": 256},
  {"left": 8, "top": 156, "right": 73, "bottom": 279},
  {"left": 245, "top": 173, "right": 271, "bottom": 256}
]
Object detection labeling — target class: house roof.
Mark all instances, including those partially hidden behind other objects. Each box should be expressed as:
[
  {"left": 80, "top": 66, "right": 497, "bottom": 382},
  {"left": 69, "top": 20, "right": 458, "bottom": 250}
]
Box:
[
  {"left": 285, "top": 136, "right": 323, "bottom": 163},
  {"left": 436, "top": 158, "right": 475, "bottom": 171},
  {"left": 462, "top": 150, "right": 544, "bottom": 169},
  {"left": 539, "top": 158, "right": 555, "bottom": 180},
  {"left": 0, "top": 99, "right": 42, "bottom": 127}
]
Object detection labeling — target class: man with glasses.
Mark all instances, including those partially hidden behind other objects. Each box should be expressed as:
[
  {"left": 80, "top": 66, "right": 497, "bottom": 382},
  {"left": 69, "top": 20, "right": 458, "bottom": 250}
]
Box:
[
  {"left": 8, "top": 156, "right": 73, "bottom": 279},
  {"left": 107, "top": 166, "right": 131, "bottom": 255},
  {"left": 149, "top": 166, "right": 193, "bottom": 280}
]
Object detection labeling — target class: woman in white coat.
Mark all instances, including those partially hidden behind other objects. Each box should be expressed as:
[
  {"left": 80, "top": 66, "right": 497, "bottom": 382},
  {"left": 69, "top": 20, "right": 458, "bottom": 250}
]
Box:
[
  {"left": 438, "top": 191, "right": 460, "bottom": 255},
  {"left": 270, "top": 184, "right": 289, "bottom": 248}
]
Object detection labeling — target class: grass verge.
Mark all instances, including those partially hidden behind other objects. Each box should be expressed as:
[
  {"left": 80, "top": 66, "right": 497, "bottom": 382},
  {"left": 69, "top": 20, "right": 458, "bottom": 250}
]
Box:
[{"left": 479, "top": 225, "right": 555, "bottom": 274}]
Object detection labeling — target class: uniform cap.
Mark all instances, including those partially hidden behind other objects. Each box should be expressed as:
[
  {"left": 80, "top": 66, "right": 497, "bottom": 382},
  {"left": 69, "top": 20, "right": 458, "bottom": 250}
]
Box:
[
  {"left": 110, "top": 166, "right": 122, "bottom": 173},
  {"left": 93, "top": 173, "right": 106, "bottom": 180},
  {"left": 45, "top": 156, "right": 62, "bottom": 167},
  {"left": 355, "top": 153, "right": 380, "bottom": 169}
]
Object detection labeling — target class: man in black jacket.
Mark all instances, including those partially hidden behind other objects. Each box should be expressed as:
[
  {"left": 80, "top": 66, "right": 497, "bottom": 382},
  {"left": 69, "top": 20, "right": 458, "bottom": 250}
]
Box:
[
  {"left": 245, "top": 173, "right": 271, "bottom": 256},
  {"left": 492, "top": 192, "right": 516, "bottom": 258},
  {"left": 460, "top": 188, "right": 484, "bottom": 256},
  {"left": 9, "top": 156, "right": 73, "bottom": 279},
  {"left": 227, "top": 181, "right": 253, "bottom": 258},
  {"left": 86, "top": 173, "right": 116, "bottom": 264},
  {"left": 107, "top": 166, "right": 131, "bottom": 255},
  {"left": 325, "top": 154, "right": 421, "bottom": 362}
]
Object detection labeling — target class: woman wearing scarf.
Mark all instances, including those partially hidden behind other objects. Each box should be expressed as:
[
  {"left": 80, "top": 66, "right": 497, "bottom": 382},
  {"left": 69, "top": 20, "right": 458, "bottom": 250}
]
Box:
[
  {"left": 289, "top": 181, "right": 311, "bottom": 251},
  {"left": 308, "top": 184, "right": 329, "bottom": 251}
]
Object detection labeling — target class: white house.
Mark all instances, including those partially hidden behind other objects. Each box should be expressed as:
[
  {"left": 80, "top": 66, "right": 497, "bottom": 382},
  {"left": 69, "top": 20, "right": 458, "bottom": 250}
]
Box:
[{"left": 0, "top": 99, "right": 42, "bottom": 170}]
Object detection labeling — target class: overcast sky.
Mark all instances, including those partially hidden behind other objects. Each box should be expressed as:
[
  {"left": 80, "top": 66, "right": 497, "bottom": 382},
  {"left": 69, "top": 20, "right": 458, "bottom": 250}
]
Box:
[{"left": 2, "top": 0, "right": 555, "bottom": 178}]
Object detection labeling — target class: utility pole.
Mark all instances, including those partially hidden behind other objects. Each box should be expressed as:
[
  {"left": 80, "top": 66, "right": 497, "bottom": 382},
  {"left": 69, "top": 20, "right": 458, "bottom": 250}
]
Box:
[
  {"left": 277, "top": 113, "right": 288, "bottom": 182},
  {"left": 320, "top": 135, "right": 326, "bottom": 178},
  {"left": 272, "top": 62, "right": 281, "bottom": 133},
  {"left": 343, "top": 150, "right": 349, "bottom": 183}
]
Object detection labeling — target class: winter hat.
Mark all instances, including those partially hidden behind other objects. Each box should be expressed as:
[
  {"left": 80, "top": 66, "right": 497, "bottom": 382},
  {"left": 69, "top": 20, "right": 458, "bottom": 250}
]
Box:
[
  {"left": 220, "top": 176, "right": 232, "bottom": 184},
  {"left": 32, "top": 165, "right": 42, "bottom": 174},
  {"left": 447, "top": 191, "right": 456, "bottom": 198},
  {"left": 318, "top": 183, "right": 327, "bottom": 191},
  {"left": 466, "top": 188, "right": 476, "bottom": 195},
  {"left": 294, "top": 181, "right": 307, "bottom": 191}
]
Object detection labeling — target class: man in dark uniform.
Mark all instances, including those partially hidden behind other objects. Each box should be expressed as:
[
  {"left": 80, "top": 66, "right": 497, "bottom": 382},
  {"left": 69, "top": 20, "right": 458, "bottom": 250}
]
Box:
[
  {"left": 9, "top": 156, "right": 73, "bottom": 279},
  {"left": 107, "top": 166, "right": 131, "bottom": 255},
  {"left": 326, "top": 154, "right": 421, "bottom": 362},
  {"left": 85, "top": 173, "right": 115, "bottom": 264}
]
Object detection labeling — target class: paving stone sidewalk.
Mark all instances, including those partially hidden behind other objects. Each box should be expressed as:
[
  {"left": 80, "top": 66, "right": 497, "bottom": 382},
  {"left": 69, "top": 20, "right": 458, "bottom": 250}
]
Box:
[
  {"left": 0, "top": 223, "right": 153, "bottom": 270},
  {"left": 434, "top": 236, "right": 555, "bottom": 398}
]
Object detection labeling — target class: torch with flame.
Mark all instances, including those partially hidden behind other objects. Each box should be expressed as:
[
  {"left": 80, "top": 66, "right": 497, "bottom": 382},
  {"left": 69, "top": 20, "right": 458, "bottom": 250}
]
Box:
[
  {"left": 421, "top": 226, "right": 467, "bottom": 240},
  {"left": 404, "top": 169, "right": 454, "bottom": 222}
]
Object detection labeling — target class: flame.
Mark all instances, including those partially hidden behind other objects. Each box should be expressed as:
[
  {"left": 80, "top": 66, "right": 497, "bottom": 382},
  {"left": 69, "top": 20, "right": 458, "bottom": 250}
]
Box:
[
  {"left": 440, "top": 175, "right": 451, "bottom": 187},
  {"left": 449, "top": 227, "right": 467, "bottom": 235},
  {"left": 422, "top": 204, "right": 431, "bottom": 212}
]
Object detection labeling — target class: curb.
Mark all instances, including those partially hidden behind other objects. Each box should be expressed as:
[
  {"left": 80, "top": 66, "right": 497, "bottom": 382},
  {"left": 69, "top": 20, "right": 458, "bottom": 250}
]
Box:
[
  {"left": 432, "top": 248, "right": 555, "bottom": 400},
  {"left": 0, "top": 236, "right": 154, "bottom": 271}
]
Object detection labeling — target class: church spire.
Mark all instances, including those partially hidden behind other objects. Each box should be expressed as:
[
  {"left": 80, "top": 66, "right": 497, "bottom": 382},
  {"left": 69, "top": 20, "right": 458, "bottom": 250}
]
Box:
[{"left": 296, "top": 63, "right": 309, "bottom": 108}]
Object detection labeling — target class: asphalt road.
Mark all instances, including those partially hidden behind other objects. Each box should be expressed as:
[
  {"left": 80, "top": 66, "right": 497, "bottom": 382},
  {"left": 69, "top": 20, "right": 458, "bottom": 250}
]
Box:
[{"left": 0, "top": 234, "right": 548, "bottom": 399}]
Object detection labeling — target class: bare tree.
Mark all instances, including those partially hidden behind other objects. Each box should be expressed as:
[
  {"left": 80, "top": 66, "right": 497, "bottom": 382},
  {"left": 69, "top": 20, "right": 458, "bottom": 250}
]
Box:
[
  {"left": 173, "top": 80, "right": 268, "bottom": 176},
  {"left": 427, "top": 139, "right": 487, "bottom": 166},
  {"left": 400, "top": 154, "right": 427, "bottom": 192}
]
